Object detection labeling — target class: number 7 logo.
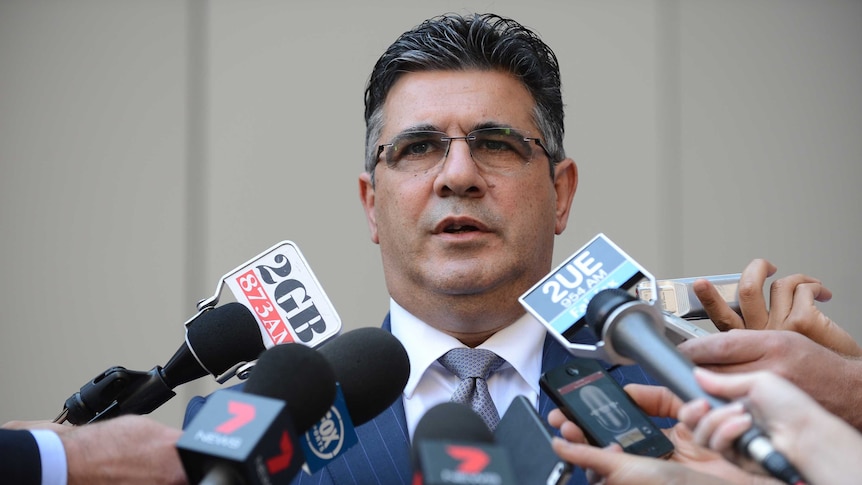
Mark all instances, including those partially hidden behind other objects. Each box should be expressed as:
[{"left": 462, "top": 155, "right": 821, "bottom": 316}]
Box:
[
  {"left": 445, "top": 445, "right": 490, "bottom": 473},
  {"left": 216, "top": 401, "right": 256, "bottom": 434}
]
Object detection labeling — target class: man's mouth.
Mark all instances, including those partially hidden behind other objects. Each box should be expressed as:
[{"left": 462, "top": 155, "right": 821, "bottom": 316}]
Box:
[
  {"left": 434, "top": 216, "right": 489, "bottom": 235},
  {"left": 444, "top": 224, "right": 479, "bottom": 234}
]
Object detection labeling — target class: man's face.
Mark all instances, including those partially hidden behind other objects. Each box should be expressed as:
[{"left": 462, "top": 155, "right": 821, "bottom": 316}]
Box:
[{"left": 360, "top": 69, "right": 577, "bottom": 314}]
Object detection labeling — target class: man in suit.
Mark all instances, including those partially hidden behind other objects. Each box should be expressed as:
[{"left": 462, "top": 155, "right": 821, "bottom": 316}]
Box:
[
  {"left": 187, "top": 12, "right": 672, "bottom": 484},
  {"left": 1, "top": 415, "right": 186, "bottom": 485}
]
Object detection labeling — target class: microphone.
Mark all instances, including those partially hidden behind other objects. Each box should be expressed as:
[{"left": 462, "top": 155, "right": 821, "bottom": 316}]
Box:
[
  {"left": 412, "top": 402, "right": 517, "bottom": 485},
  {"left": 586, "top": 288, "right": 807, "bottom": 485},
  {"left": 299, "top": 327, "right": 410, "bottom": 472},
  {"left": 57, "top": 302, "right": 265, "bottom": 425},
  {"left": 177, "top": 342, "right": 338, "bottom": 485},
  {"left": 318, "top": 327, "right": 410, "bottom": 424}
]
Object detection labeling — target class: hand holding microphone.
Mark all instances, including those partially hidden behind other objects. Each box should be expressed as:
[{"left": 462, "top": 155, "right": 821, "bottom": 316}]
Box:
[
  {"left": 519, "top": 233, "right": 809, "bottom": 483},
  {"left": 58, "top": 239, "right": 342, "bottom": 425},
  {"left": 57, "top": 302, "right": 265, "bottom": 425},
  {"left": 677, "top": 368, "right": 862, "bottom": 485},
  {"left": 586, "top": 288, "right": 807, "bottom": 485}
]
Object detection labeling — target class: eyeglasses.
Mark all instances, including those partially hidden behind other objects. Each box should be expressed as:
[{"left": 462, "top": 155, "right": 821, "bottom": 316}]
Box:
[{"left": 376, "top": 127, "right": 550, "bottom": 173}]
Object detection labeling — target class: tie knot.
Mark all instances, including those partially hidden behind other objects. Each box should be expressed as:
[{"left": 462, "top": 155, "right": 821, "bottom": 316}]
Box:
[{"left": 438, "top": 348, "right": 505, "bottom": 380}]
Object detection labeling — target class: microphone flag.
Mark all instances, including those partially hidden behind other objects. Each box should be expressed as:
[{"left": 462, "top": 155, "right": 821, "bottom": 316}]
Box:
[{"left": 177, "top": 389, "right": 303, "bottom": 484}]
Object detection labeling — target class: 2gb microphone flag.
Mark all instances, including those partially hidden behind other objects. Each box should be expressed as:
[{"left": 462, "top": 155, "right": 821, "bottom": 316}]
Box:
[{"left": 198, "top": 241, "right": 342, "bottom": 349}]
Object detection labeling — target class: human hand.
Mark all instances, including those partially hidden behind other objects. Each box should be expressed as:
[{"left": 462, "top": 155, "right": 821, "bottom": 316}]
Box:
[
  {"left": 63, "top": 415, "right": 187, "bottom": 485},
  {"left": 676, "top": 369, "right": 809, "bottom": 470},
  {"left": 678, "top": 328, "right": 862, "bottom": 430},
  {"left": 550, "top": 438, "right": 745, "bottom": 485},
  {"left": 2, "top": 419, "right": 72, "bottom": 435},
  {"left": 545, "top": 382, "right": 684, "bottom": 445},
  {"left": 623, "top": 384, "right": 772, "bottom": 484},
  {"left": 677, "top": 368, "right": 862, "bottom": 485},
  {"left": 693, "top": 258, "right": 861, "bottom": 356},
  {"left": 548, "top": 383, "right": 776, "bottom": 484}
]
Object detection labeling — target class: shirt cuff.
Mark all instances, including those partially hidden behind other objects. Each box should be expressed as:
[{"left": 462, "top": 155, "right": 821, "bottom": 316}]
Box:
[{"left": 30, "top": 429, "right": 67, "bottom": 485}]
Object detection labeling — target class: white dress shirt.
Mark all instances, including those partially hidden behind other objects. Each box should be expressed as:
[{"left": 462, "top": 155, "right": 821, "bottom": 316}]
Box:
[{"left": 389, "top": 298, "right": 547, "bottom": 440}]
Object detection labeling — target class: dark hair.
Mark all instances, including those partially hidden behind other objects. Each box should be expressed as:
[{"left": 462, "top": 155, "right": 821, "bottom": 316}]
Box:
[{"left": 363, "top": 13, "right": 565, "bottom": 180}]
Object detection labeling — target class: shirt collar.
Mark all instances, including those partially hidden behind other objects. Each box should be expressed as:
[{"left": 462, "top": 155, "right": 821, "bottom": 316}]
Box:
[{"left": 389, "top": 298, "right": 546, "bottom": 399}]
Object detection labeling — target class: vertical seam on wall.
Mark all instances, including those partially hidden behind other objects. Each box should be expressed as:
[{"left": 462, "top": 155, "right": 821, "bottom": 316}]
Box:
[
  {"left": 186, "top": 0, "right": 207, "bottom": 305},
  {"left": 180, "top": 0, "right": 210, "bottom": 415},
  {"left": 656, "top": 0, "right": 683, "bottom": 275}
]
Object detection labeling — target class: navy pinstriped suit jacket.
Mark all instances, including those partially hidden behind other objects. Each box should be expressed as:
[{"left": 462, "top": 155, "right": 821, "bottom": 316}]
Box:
[{"left": 183, "top": 314, "right": 669, "bottom": 485}]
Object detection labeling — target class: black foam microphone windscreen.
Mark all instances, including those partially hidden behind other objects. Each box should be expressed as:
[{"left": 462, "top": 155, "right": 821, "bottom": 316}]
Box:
[
  {"left": 61, "top": 302, "right": 267, "bottom": 425},
  {"left": 244, "top": 342, "right": 338, "bottom": 433},
  {"left": 412, "top": 402, "right": 495, "bottom": 473},
  {"left": 412, "top": 402, "right": 518, "bottom": 485},
  {"left": 413, "top": 401, "right": 494, "bottom": 445},
  {"left": 317, "top": 327, "right": 410, "bottom": 425},
  {"left": 163, "top": 302, "right": 265, "bottom": 387}
]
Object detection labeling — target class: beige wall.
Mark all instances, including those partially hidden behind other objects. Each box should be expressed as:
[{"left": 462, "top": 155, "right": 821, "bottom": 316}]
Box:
[{"left": 1, "top": 0, "right": 860, "bottom": 427}]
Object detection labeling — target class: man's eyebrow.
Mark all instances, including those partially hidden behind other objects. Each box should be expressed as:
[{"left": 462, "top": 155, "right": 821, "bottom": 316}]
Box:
[
  {"left": 472, "top": 121, "right": 515, "bottom": 131},
  {"left": 393, "top": 124, "right": 439, "bottom": 135},
  {"left": 392, "top": 121, "right": 517, "bottom": 136}
]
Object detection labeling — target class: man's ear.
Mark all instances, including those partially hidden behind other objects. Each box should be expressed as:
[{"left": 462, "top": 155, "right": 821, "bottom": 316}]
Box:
[
  {"left": 553, "top": 158, "right": 578, "bottom": 235},
  {"left": 359, "top": 172, "right": 379, "bottom": 244}
]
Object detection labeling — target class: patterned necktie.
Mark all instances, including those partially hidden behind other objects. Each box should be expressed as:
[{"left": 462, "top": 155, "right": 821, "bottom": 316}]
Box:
[{"left": 438, "top": 348, "right": 506, "bottom": 431}]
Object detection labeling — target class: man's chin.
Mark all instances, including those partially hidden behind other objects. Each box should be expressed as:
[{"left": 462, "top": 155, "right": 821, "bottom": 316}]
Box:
[{"left": 421, "top": 265, "right": 502, "bottom": 295}]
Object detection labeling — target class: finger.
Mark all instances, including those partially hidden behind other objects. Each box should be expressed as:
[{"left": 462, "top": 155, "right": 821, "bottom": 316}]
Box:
[
  {"left": 693, "top": 279, "right": 744, "bottom": 332},
  {"left": 677, "top": 330, "right": 765, "bottom": 367},
  {"left": 707, "top": 413, "right": 753, "bottom": 453},
  {"left": 787, "top": 284, "right": 862, "bottom": 355},
  {"left": 551, "top": 438, "right": 625, "bottom": 477},
  {"left": 786, "top": 281, "right": 833, "bottom": 333},
  {"left": 691, "top": 367, "right": 758, "bottom": 401},
  {"left": 679, "top": 329, "right": 786, "bottom": 377},
  {"left": 676, "top": 398, "right": 711, "bottom": 430},
  {"left": 559, "top": 419, "right": 588, "bottom": 444},
  {"left": 689, "top": 401, "right": 746, "bottom": 448},
  {"left": 548, "top": 407, "right": 568, "bottom": 428},
  {"left": 736, "top": 259, "right": 776, "bottom": 329},
  {"left": 2, "top": 420, "right": 67, "bottom": 432},
  {"left": 787, "top": 281, "right": 831, "bottom": 314},
  {"left": 793, "top": 279, "right": 832, "bottom": 302},
  {"left": 766, "top": 273, "right": 823, "bottom": 329},
  {"left": 549, "top": 408, "right": 589, "bottom": 443},
  {"left": 623, "top": 383, "right": 683, "bottom": 418}
]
